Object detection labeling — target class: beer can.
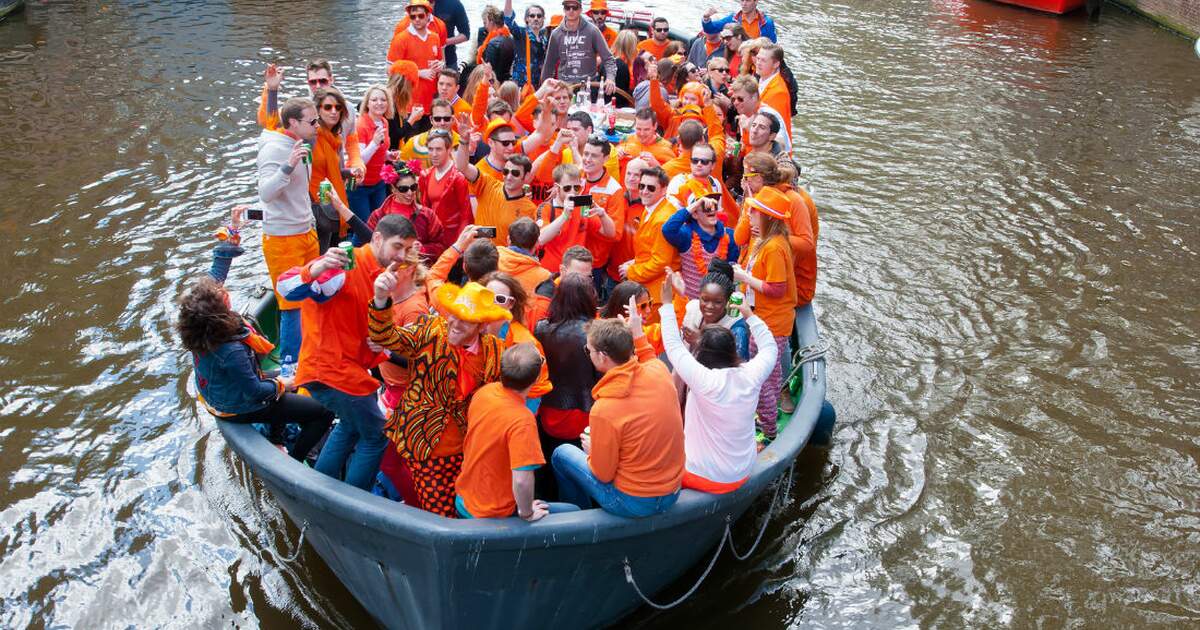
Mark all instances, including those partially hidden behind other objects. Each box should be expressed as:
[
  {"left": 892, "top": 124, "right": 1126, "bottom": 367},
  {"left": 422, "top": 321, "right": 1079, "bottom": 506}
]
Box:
[
  {"left": 339, "top": 240, "right": 356, "bottom": 270},
  {"left": 727, "top": 291, "right": 744, "bottom": 318},
  {"left": 346, "top": 175, "right": 357, "bottom": 192},
  {"left": 319, "top": 181, "right": 332, "bottom": 204},
  {"left": 728, "top": 140, "right": 742, "bottom": 158},
  {"left": 302, "top": 145, "right": 312, "bottom": 164}
]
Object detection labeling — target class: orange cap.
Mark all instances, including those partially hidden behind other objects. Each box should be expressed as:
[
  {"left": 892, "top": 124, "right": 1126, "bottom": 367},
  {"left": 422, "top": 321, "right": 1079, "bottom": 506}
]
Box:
[
  {"left": 678, "top": 82, "right": 709, "bottom": 107},
  {"left": 388, "top": 59, "right": 419, "bottom": 86},
  {"left": 587, "top": 0, "right": 608, "bottom": 11},
  {"left": 672, "top": 177, "right": 717, "bottom": 208},
  {"left": 748, "top": 186, "right": 791, "bottom": 220},
  {"left": 406, "top": 0, "right": 433, "bottom": 14},
  {"left": 482, "top": 117, "right": 515, "bottom": 142}
]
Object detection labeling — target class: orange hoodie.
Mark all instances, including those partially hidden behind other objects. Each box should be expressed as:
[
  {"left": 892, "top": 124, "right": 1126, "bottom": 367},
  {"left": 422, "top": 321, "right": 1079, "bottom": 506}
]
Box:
[
  {"left": 587, "top": 336, "right": 684, "bottom": 497},
  {"left": 625, "top": 197, "right": 680, "bottom": 316},
  {"left": 497, "top": 246, "right": 552, "bottom": 298}
]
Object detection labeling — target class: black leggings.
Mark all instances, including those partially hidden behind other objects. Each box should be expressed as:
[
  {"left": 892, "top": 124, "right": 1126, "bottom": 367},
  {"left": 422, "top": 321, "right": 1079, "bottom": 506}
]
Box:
[{"left": 225, "top": 394, "right": 334, "bottom": 462}]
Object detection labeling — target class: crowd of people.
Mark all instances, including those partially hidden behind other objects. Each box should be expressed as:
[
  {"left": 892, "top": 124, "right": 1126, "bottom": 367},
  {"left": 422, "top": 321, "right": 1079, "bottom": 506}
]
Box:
[{"left": 179, "top": 0, "right": 819, "bottom": 522}]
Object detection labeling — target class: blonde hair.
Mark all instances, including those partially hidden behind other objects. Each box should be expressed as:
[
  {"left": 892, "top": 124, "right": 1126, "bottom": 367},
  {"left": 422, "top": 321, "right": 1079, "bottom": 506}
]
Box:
[
  {"left": 552, "top": 163, "right": 581, "bottom": 183},
  {"left": 498, "top": 80, "right": 520, "bottom": 110},
  {"left": 612, "top": 30, "right": 638, "bottom": 65},
  {"left": 358, "top": 84, "right": 395, "bottom": 119},
  {"left": 751, "top": 213, "right": 790, "bottom": 261},
  {"left": 464, "top": 64, "right": 493, "bottom": 104},
  {"left": 386, "top": 74, "right": 413, "bottom": 117}
]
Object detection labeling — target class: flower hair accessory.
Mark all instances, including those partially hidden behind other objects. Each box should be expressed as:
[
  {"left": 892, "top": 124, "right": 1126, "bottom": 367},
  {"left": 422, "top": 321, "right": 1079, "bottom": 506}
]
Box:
[
  {"left": 403, "top": 159, "right": 424, "bottom": 179},
  {"left": 380, "top": 162, "right": 400, "bottom": 185}
]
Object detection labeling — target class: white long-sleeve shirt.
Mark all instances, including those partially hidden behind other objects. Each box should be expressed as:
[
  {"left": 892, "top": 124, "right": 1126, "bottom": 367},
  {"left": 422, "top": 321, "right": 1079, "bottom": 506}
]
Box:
[
  {"left": 256, "top": 129, "right": 314, "bottom": 236},
  {"left": 659, "top": 304, "right": 778, "bottom": 485}
]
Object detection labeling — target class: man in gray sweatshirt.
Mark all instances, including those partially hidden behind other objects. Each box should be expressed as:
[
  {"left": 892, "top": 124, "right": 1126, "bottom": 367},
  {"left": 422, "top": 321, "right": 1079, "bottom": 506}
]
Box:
[
  {"left": 540, "top": 0, "right": 616, "bottom": 92},
  {"left": 256, "top": 96, "right": 319, "bottom": 370}
]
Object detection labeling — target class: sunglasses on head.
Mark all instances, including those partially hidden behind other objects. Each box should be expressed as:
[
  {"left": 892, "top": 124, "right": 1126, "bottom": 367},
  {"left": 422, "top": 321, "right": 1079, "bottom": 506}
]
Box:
[
  {"left": 691, "top": 157, "right": 714, "bottom": 165},
  {"left": 393, "top": 183, "right": 418, "bottom": 193},
  {"left": 494, "top": 293, "right": 515, "bottom": 306},
  {"left": 503, "top": 168, "right": 524, "bottom": 177},
  {"left": 494, "top": 138, "right": 517, "bottom": 147},
  {"left": 638, "top": 183, "right": 659, "bottom": 191},
  {"left": 431, "top": 115, "right": 452, "bottom": 123}
]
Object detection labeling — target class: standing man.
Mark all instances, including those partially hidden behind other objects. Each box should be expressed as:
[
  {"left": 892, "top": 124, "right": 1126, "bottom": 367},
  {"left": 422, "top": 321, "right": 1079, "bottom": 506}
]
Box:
[
  {"left": 503, "top": 0, "right": 549, "bottom": 90},
  {"left": 258, "top": 60, "right": 365, "bottom": 183},
  {"left": 702, "top": 0, "right": 777, "bottom": 43},
  {"left": 729, "top": 75, "right": 791, "bottom": 153},
  {"left": 453, "top": 124, "right": 538, "bottom": 246},
  {"left": 474, "top": 5, "right": 516, "bottom": 83},
  {"left": 618, "top": 167, "right": 679, "bottom": 319},
  {"left": 257, "top": 97, "right": 319, "bottom": 372},
  {"left": 587, "top": 0, "right": 619, "bottom": 48},
  {"left": 578, "top": 137, "right": 627, "bottom": 300},
  {"left": 687, "top": 29, "right": 725, "bottom": 69},
  {"left": 276, "top": 215, "right": 421, "bottom": 491},
  {"left": 389, "top": 0, "right": 446, "bottom": 111},
  {"left": 636, "top": 17, "right": 672, "bottom": 59},
  {"left": 535, "top": 163, "right": 616, "bottom": 273},
  {"left": 433, "top": 0, "right": 472, "bottom": 70},
  {"left": 754, "top": 44, "right": 792, "bottom": 139},
  {"left": 540, "top": 0, "right": 617, "bottom": 92},
  {"left": 401, "top": 99, "right": 461, "bottom": 166}
]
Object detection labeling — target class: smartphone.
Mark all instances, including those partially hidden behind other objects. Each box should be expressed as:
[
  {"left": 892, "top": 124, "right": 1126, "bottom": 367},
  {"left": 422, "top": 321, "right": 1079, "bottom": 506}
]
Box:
[
  {"left": 475, "top": 226, "right": 498, "bottom": 238},
  {"left": 246, "top": 209, "right": 264, "bottom": 220},
  {"left": 570, "top": 194, "right": 594, "bottom": 207}
]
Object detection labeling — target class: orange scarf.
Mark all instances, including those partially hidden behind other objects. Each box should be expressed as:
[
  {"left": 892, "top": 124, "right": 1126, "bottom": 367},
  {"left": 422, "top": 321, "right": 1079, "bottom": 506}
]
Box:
[
  {"left": 309, "top": 126, "right": 348, "bottom": 206},
  {"left": 476, "top": 26, "right": 511, "bottom": 64},
  {"left": 242, "top": 327, "right": 276, "bottom": 356}
]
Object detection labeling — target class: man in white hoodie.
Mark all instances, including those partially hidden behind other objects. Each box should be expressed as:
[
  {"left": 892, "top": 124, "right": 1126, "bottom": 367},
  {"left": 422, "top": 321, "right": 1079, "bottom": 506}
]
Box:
[{"left": 257, "top": 96, "right": 319, "bottom": 370}]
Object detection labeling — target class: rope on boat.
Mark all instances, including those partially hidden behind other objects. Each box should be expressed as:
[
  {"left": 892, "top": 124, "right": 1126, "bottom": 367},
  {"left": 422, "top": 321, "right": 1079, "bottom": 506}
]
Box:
[
  {"left": 277, "top": 521, "right": 309, "bottom": 563},
  {"left": 623, "top": 461, "right": 797, "bottom": 609}
]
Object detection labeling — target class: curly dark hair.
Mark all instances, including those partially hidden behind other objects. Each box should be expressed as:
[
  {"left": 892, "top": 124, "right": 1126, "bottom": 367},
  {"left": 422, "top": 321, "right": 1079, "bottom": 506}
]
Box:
[{"left": 177, "top": 277, "right": 243, "bottom": 354}]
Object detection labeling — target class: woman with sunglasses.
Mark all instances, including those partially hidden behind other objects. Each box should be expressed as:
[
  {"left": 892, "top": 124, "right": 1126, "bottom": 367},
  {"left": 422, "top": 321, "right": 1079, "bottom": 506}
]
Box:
[
  {"left": 310, "top": 87, "right": 357, "bottom": 252},
  {"left": 349, "top": 85, "right": 400, "bottom": 235},
  {"left": 368, "top": 161, "right": 445, "bottom": 262},
  {"left": 481, "top": 271, "right": 552, "bottom": 412}
]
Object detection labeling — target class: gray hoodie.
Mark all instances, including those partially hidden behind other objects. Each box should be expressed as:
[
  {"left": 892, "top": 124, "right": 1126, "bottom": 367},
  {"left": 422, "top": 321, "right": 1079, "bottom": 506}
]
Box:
[{"left": 256, "top": 129, "right": 313, "bottom": 237}]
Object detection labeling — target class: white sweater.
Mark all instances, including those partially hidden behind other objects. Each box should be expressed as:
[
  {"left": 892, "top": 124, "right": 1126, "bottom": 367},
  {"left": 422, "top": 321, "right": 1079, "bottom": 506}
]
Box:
[
  {"left": 660, "top": 303, "right": 778, "bottom": 485},
  {"left": 256, "top": 129, "right": 313, "bottom": 236}
]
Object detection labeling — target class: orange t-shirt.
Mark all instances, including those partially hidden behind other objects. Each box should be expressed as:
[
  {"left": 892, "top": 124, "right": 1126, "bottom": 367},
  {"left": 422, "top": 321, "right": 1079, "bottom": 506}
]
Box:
[
  {"left": 388, "top": 27, "right": 444, "bottom": 110},
  {"left": 745, "top": 235, "right": 796, "bottom": 338},
  {"left": 583, "top": 174, "right": 627, "bottom": 269},
  {"left": 456, "top": 383, "right": 546, "bottom": 517},
  {"left": 636, "top": 38, "right": 670, "bottom": 60},
  {"left": 469, "top": 174, "right": 537, "bottom": 246},
  {"left": 537, "top": 201, "right": 603, "bottom": 273}
]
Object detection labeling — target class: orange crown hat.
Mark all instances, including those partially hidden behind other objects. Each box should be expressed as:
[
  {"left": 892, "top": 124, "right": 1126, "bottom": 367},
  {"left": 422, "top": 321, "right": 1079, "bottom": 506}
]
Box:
[
  {"left": 672, "top": 177, "right": 716, "bottom": 208},
  {"left": 678, "top": 82, "right": 709, "bottom": 107},
  {"left": 388, "top": 59, "right": 420, "bottom": 86},
  {"left": 406, "top": 0, "right": 433, "bottom": 14},
  {"left": 748, "top": 186, "right": 791, "bottom": 220},
  {"left": 482, "top": 117, "right": 515, "bottom": 142},
  {"left": 434, "top": 282, "right": 513, "bottom": 324},
  {"left": 587, "top": 0, "right": 608, "bottom": 11}
]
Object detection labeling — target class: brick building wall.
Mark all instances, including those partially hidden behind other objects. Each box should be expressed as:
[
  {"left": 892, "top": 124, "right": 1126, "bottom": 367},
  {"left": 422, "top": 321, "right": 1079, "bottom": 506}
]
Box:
[{"left": 1111, "top": 0, "right": 1200, "bottom": 38}]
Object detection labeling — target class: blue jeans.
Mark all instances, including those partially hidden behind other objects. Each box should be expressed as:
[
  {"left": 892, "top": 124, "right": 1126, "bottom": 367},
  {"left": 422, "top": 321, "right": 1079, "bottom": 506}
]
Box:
[
  {"left": 347, "top": 181, "right": 388, "bottom": 245},
  {"left": 455, "top": 494, "right": 580, "bottom": 518},
  {"left": 552, "top": 445, "right": 679, "bottom": 518},
  {"left": 279, "top": 309, "right": 302, "bottom": 367},
  {"left": 310, "top": 385, "right": 388, "bottom": 491},
  {"left": 592, "top": 267, "right": 615, "bottom": 305}
]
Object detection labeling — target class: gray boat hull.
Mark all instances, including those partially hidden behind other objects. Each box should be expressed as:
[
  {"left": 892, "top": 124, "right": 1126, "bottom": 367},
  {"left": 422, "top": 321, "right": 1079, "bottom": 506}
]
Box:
[{"left": 217, "top": 301, "right": 828, "bottom": 628}]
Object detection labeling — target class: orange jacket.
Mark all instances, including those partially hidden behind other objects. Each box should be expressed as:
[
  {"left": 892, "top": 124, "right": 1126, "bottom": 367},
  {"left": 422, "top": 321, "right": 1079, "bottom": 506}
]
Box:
[
  {"left": 625, "top": 197, "right": 680, "bottom": 311},
  {"left": 587, "top": 336, "right": 684, "bottom": 497},
  {"left": 497, "top": 246, "right": 552, "bottom": 298},
  {"left": 759, "top": 72, "right": 792, "bottom": 139}
]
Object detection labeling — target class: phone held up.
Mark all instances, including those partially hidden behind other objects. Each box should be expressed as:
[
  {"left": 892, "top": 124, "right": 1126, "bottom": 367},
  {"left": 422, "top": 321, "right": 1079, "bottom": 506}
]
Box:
[
  {"left": 245, "top": 209, "right": 264, "bottom": 221},
  {"left": 475, "top": 226, "right": 498, "bottom": 238}
]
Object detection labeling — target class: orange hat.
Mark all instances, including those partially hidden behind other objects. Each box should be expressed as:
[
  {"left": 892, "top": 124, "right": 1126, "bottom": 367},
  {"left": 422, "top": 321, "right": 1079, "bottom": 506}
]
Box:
[
  {"left": 678, "top": 82, "right": 709, "bottom": 107},
  {"left": 434, "top": 282, "right": 513, "bottom": 324},
  {"left": 388, "top": 59, "right": 419, "bottom": 86},
  {"left": 406, "top": 0, "right": 433, "bottom": 14},
  {"left": 549, "top": 14, "right": 564, "bottom": 27},
  {"left": 748, "top": 186, "right": 791, "bottom": 220},
  {"left": 676, "top": 104, "right": 704, "bottom": 124},
  {"left": 587, "top": 0, "right": 608, "bottom": 11},
  {"left": 482, "top": 117, "right": 515, "bottom": 142},
  {"left": 672, "top": 177, "right": 716, "bottom": 208}
]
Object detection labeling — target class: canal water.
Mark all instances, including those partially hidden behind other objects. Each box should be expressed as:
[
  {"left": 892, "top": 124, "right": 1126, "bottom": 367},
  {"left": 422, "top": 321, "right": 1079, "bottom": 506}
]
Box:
[{"left": 0, "top": 0, "right": 1197, "bottom": 627}]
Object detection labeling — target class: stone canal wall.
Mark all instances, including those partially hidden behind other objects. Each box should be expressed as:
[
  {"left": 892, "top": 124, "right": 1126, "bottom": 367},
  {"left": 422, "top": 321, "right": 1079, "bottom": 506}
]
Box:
[{"left": 1110, "top": 0, "right": 1199, "bottom": 38}]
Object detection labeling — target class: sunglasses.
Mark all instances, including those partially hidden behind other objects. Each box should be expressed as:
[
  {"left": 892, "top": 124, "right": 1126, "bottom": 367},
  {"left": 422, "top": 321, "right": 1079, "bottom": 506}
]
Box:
[
  {"left": 527, "top": 12, "right": 544, "bottom": 18},
  {"left": 711, "top": 67, "right": 730, "bottom": 73},
  {"left": 654, "top": 27, "right": 669, "bottom": 33},
  {"left": 431, "top": 115, "right": 452, "bottom": 123},
  {"left": 743, "top": 170, "right": 760, "bottom": 178},
  {"left": 409, "top": 11, "right": 428, "bottom": 18},
  {"left": 731, "top": 95, "right": 746, "bottom": 104},
  {"left": 560, "top": 184, "right": 582, "bottom": 192},
  {"left": 393, "top": 184, "right": 418, "bottom": 193},
  {"left": 321, "top": 103, "right": 341, "bottom": 111},
  {"left": 563, "top": 5, "right": 582, "bottom": 11},
  {"left": 721, "top": 35, "right": 734, "bottom": 41},
  {"left": 503, "top": 168, "right": 525, "bottom": 177},
  {"left": 638, "top": 183, "right": 659, "bottom": 191},
  {"left": 306, "top": 117, "right": 320, "bottom": 126},
  {"left": 494, "top": 138, "right": 517, "bottom": 147},
  {"left": 307, "top": 77, "right": 331, "bottom": 87},
  {"left": 494, "top": 294, "right": 515, "bottom": 306},
  {"left": 691, "top": 157, "right": 714, "bottom": 165}
]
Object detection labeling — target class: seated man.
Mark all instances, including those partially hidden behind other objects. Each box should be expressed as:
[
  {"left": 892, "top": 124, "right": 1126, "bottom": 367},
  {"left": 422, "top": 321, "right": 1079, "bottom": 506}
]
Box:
[
  {"left": 456, "top": 343, "right": 579, "bottom": 520},
  {"left": 551, "top": 315, "right": 685, "bottom": 517}
]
